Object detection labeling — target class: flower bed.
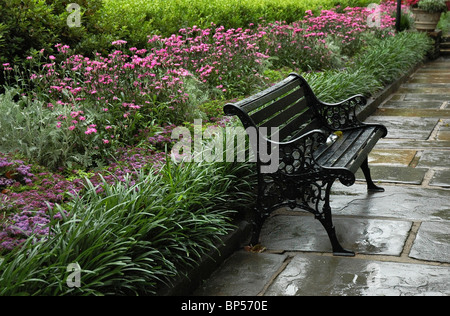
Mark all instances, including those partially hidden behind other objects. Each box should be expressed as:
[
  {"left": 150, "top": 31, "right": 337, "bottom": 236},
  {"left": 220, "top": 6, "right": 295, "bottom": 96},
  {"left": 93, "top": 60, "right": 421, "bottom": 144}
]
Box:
[{"left": 0, "top": 2, "right": 433, "bottom": 295}]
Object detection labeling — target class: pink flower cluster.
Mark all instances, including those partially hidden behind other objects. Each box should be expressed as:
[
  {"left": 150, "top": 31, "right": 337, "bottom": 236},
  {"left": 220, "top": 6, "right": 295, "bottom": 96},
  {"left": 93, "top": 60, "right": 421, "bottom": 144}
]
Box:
[
  {"left": 3, "top": 3, "right": 399, "bottom": 148},
  {"left": 259, "top": 5, "right": 397, "bottom": 69},
  {"left": 147, "top": 24, "right": 269, "bottom": 95}
]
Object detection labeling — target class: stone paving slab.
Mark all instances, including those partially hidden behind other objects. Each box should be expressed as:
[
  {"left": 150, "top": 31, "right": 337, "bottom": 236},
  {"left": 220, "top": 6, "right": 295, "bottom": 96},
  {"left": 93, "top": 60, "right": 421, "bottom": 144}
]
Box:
[
  {"left": 400, "top": 83, "right": 450, "bottom": 89},
  {"left": 417, "top": 65, "right": 450, "bottom": 72},
  {"left": 437, "top": 119, "right": 450, "bottom": 141},
  {"left": 365, "top": 116, "right": 438, "bottom": 140},
  {"left": 417, "top": 150, "right": 450, "bottom": 168},
  {"left": 355, "top": 166, "right": 428, "bottom": 185},
  {"left": 260, "top": 215, "right": 411, "bottom": 256},
  {"left": 410, "top": 77, "right": 450, "bottom": 84},
  {"left": 367, "top": 149, "right": 417, "bottom": 166},
  {"left": 409, "top": 222, "right": 450, "bottom": 263},
  {"left": 388, "top": 94, "right": 449, "bottom": 103},
  {"left": 430, "top": 170, "right": 450, "bottom": 188},
  {"left": 438, "top": 131, "right": 450, "bottom": 141},
  {"left": 265, "top": 254, "right": 450, "bottom": 296},
  {"left": 397, "top": 87, "right": 450, "bottom": 95},
  {"left": 194, "top": 251, "right": 287, "bottom": 296},
  {"left": 402, "top": 94, "right": 450, "bottom": 102},
  {"left": 330, "top": 183, "right": 450, "bottom": 222},
  {"left": 375, "top": 108, "right": 450, "bottom": 118},
  {"left": 376, "top": 139, "right": 450, "bottom": 149},
  {"left": 381, "top": 100, "right": 444, "bottom": 109}
]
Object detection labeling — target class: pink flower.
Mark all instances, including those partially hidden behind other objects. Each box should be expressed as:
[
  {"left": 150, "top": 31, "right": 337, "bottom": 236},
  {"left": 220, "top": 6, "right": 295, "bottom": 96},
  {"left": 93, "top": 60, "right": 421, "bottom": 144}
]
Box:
[
  {"left": 49, "top": 55, "right": 56, "bottom": 60},
  {"left": 56, "top": 122, "right": 62, "bottom": 128},
  {"left": 103, "top": 139, "right": 110, "bottom": 144},
  {"left": 85, "top": 127, "right": 97, "bottom": 135},
  {"left": 68, "top": 126, "right": 76, "bottom": 131},
  {"left": 112, "top": 40, "right": 127, "bottom": 46}
]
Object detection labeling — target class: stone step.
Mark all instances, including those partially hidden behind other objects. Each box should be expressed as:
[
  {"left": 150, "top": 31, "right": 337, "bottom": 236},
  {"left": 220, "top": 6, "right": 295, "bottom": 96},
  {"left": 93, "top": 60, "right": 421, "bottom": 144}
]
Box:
[{"left": 440, "top": 36, "right": 450, "bottom": 56}]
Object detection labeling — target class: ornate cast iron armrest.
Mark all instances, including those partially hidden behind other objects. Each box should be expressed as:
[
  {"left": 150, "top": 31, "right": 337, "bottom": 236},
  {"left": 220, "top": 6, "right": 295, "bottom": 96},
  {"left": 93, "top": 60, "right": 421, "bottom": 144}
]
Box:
[{"left": 315, "top": 95, "right": 367, "bottom": 131}]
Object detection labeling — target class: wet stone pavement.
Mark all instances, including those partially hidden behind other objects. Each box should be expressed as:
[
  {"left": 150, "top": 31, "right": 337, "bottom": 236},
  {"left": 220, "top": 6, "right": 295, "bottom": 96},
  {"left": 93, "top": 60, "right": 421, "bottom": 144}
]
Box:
[{"left": 194, "top": 57, "right": 450, "bottom": 296}]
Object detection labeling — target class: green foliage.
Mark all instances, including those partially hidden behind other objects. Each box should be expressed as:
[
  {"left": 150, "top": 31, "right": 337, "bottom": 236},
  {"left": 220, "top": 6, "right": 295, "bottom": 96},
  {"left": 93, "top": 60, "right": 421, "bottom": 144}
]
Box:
[
  {"left": 437, "top": 11, "right": 450, "bottom": 33},
  {"left": 99, "top": 0, "right": 380, "bottom": 43},
  {"left": 0, "top": 0, "right": 104, "bottom": 64},
  {"left": 302, "top": 32, "right": 432, "bottom": 103},
  {"left": 0, "top": 159, "right": 255, "bottom": 295},
  {"left": 353, "top": 31, "right": 432, "bottom": 85},
  {"left": 0, "top": 0, "right": 58, "bottom": 65},
  {"left": 418, "top": 0, "right": 448, "bottom": 13},
  {"left": 0, "top": 88, "right": 111, "bottom": 170}
]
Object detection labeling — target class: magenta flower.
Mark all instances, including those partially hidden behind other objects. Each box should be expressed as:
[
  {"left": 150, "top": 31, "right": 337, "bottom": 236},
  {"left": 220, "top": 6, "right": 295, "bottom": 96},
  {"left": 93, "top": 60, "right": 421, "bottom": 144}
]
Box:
[
  {"left": 85, "top": 127, "right": 97, "bottom": 135},
  {"left": 112, "top": 40, "right": 127, "bottom": 46}
]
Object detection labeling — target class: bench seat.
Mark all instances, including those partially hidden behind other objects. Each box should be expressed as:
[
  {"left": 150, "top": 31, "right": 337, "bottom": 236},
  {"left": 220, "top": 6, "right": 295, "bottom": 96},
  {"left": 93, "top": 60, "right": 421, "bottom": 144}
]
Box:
[{"left": 314, "top": 126, "right": 385, "bottom": 173}]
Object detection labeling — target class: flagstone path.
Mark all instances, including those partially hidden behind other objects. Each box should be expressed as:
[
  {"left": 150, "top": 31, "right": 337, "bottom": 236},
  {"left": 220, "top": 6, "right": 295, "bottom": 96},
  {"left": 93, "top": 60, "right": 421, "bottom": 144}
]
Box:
[{"left": 195, "top": 57, "right": 450, "bottom": 296}]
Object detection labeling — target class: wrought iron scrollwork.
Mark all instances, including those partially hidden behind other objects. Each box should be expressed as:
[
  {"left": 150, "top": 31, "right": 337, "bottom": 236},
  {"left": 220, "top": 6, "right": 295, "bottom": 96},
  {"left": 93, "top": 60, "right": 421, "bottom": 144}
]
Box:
[
  {"left": 257, "top": 130, "right": 333, "bottom": 219},
  {"left": 315, "top": 95, "right": 367, "bottom": 131},
  {"left": 277, "top": 131, "right": 326, "bottom": 175}
]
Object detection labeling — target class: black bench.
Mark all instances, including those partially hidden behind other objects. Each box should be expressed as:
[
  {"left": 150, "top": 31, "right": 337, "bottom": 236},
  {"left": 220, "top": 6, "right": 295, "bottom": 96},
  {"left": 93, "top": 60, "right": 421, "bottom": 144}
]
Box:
[{"left": 223, "top": 73, "right": 387, "bottom": 256}]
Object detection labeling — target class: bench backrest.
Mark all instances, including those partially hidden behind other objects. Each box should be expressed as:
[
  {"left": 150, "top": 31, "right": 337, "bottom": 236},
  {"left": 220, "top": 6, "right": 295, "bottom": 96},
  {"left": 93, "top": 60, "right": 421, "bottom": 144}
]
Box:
[{"left": 223, "top": 73, "right": 321, "bottom": 142}]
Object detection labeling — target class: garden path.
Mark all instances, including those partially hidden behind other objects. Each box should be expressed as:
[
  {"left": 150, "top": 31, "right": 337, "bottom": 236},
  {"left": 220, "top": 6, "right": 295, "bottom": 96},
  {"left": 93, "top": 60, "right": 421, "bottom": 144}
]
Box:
[{"left": 194, "top": 56, "right": 450, "bottom": 297}]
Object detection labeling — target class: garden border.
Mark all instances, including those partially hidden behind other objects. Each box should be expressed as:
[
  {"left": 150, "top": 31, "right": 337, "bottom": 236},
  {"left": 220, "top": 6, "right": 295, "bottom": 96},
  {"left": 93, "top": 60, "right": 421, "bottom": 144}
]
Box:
[{"left": 155, "top": 60, "right": 424, "bottom": 296}]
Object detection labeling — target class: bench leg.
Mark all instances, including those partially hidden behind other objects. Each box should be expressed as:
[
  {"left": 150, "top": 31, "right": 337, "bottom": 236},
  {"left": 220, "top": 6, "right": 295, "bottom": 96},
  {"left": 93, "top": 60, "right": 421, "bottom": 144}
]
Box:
[
  {"left": 317, "top": 181, "right": 355, "bottom": 257},
  {"left": 250, "top": 207, "right": 268, "bottom": 246},
  {"left": 361, "top": 157, "right": 385, "bottom": 192}
]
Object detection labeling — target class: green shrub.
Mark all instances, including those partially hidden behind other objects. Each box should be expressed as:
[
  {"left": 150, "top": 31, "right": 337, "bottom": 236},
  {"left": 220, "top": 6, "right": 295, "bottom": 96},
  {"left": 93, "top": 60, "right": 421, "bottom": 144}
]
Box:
[
  {"left": 98, "top": 0, "right": 380, "bottom": 43},
  {"left": 0, "top": 0, "right": 59, "bottom": 65},
  {"left": 353, "top": 31, "right": 432, "bottom": 85},
  {"left": 0, "top": 0, "right": 105, "bottom": 87},
  {"left": 437, "top": 11, "right": 450, "bottom": 34},
  {"left": 418, "top": 0, "right": 447, "bottom": 13},
  {"left": 302, "top": 32, "right": 432, "bottom": 103}
]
